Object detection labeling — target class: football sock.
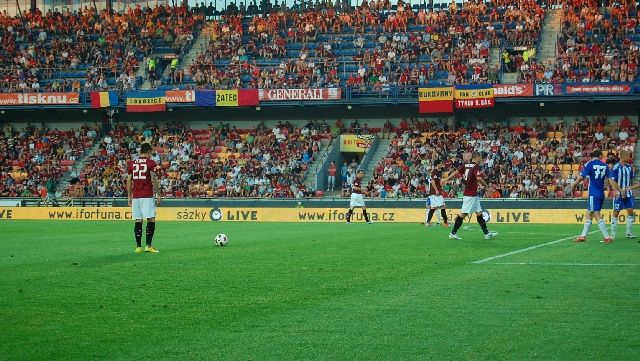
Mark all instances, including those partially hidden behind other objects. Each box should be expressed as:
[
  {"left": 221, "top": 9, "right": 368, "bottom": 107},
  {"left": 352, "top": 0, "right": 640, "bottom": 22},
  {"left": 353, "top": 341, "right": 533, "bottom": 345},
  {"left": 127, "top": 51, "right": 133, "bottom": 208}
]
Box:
[
  {"left": 436, "top": 211, "right": 442, "bottom": 223},
  {"left": 146, "top": 222, "right": 156, "bottom": 246},
  {"left": 611, "top": 216, "right": 618, "bottom": 236},
  {"left": 477, "top": 215, "right": 489, "bottom": 235},
  {"left": 451, "top": 216, "right": 464, "bottom": 234},
  {"left": 134, "top": 222, "right": 143, "bottom": 247},
  {"left": 626, "top": 214, "right": 634, "bottom": 235},
  {"left": 597, "top": 219, "right": 609, "bottom": 237},
  {"left": 427, "top": 209, "right": 435, "bottom": 223},
  {"left": 346, "top": 209, "right": 353, "bottom": 222},
  {"left": 441, "top": 209, "right": 448, "bottom": 224},
  {"left": 363, "top": 209, "right": 370, "bottom": 223},
  {"left": 581, "top": 220, "right": 592, "bottom": 237},
  {"left": 424, "top": 209, "right": 429, "bottom": 223}
]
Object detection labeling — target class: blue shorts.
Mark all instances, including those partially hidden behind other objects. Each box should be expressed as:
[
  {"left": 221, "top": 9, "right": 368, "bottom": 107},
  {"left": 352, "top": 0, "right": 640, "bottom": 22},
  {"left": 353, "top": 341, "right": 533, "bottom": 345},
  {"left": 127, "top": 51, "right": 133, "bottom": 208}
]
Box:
[
  {"left": 587, "top": 196, "right": 604, "bottom": 212},
  {"left": 613, "top": 196, "right": 634, "bottom": 211}
]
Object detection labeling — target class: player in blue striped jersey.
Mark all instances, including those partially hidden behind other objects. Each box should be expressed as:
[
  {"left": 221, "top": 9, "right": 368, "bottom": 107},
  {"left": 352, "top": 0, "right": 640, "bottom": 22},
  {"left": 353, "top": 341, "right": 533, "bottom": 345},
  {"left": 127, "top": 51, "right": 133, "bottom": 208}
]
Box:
[
  {"left": 610, "top": 150, "right": 636, "bottom": 239},
  {"left": 572, "top": 150, "right": 623, "bottom": 243}
]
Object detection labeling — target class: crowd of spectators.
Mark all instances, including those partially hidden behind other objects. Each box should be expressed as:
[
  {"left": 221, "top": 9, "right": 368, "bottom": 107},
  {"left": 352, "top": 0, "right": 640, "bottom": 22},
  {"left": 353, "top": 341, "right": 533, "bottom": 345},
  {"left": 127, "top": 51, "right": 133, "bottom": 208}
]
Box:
[
  {"left": 366, "top": 115, "right": 637, "bottom": 199},
  {"left": 553, "top": 0, "right": 639, "bottom": 83},
  {"left": 510, "top": 0, "right": 639, "bottom": 83},
  {"left": 71, "top": 121, "right": 329, "bottom": 198},
  {"left": 0, "top": 122, "right": 98, "bottom": 198},
  {"left": 0, "top": 4, "right": 204, "bottom": 93},
  {"left": 181, "top": 0, "right": 546, "bottom": 89}
]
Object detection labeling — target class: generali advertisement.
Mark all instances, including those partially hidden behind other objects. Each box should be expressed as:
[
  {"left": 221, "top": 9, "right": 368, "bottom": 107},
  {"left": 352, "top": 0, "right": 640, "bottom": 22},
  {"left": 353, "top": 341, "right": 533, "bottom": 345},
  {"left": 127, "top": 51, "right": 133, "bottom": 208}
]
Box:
[
  {"left": 258, "top": 88, "right": 342, "bottom": 101},
  {"left": 0, "top": 92, "right": 80, "bottom": 105}
]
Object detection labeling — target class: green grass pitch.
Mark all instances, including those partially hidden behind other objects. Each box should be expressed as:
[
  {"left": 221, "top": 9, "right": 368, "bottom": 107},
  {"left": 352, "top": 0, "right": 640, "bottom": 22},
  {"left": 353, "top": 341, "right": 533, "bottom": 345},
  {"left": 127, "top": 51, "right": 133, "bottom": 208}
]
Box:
[{"left": 1, "top": 221, "right": 639, "bottom": 360}]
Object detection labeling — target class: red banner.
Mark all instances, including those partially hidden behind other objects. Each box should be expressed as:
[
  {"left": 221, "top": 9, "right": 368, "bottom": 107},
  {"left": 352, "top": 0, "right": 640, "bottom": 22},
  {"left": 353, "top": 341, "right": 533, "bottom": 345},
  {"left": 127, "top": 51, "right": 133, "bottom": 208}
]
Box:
[
  {"left": 564, "top": 84, "right": 631, "bottom": 96},
  {"left": 165, "top": 90, "right": 195, "bottom": 103},
  {"left": 492, "top": 84, "right": 533, "bottom": 98},
  {"left": 418, "top": 87, "right": 454, "bottom": 114},
  {"left": 0, "top": 92, "right": 80, "bottom": 106},
  {"left": 259, "top": 88, "right": 342, "bottom": 101}
]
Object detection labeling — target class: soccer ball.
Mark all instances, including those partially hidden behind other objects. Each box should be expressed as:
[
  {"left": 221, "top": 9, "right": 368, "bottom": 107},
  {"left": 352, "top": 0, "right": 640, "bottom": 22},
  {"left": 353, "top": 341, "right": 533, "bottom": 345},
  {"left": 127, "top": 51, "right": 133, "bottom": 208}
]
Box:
[{"left": 214, "top": 233, "right": 228, "bottom": 246}]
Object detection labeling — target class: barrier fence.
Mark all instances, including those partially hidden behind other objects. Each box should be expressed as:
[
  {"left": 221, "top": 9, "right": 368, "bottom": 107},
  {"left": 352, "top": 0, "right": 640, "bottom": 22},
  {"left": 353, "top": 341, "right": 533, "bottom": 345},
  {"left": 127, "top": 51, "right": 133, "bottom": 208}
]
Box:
[{"left": 0, "top": 207, "right": 636, "bottom": 224}]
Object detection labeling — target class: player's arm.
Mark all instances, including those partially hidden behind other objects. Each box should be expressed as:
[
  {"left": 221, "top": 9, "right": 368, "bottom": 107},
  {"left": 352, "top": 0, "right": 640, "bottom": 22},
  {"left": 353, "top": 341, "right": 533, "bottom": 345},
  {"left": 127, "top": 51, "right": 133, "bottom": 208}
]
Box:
[
  {"left": 607, "top": 178, "right": 623, "bottom": 196},
  {"left": 151, "top": 171, "right": 161, "bottom": 205},
  {"left": 441, "top": 169, "right": 460, "bottom": 183},
  {"left": 477, "top": 175, "right": 489, "bottom": 189},
  {"left": 571, "top": 175, "right": 584, "bottom": 191},
  {"left": 126, "top": 174, "right": 133, "bottom": 206}
]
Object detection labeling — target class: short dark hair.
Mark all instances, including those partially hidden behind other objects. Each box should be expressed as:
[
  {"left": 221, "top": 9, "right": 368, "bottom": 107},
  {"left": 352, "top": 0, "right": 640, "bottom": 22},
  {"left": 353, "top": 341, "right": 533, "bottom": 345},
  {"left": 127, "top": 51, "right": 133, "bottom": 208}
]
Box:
[
  {"left": 591, "top": 149, "right": 602, "bottom": 158},
  {"left": 434, "top": 159, "right": 442, "bottom": 167},
  {"left": 140, "top": 143, "right": 153, "bottom": 155}
]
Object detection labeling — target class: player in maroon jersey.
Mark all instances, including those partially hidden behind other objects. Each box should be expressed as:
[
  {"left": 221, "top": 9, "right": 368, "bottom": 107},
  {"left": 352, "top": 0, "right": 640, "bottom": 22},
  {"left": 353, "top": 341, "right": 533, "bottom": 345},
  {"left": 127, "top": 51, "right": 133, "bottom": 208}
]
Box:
[
  {"left": 426, "top": 160, "right": 448, "bottom": 227},
  {"left": 441, "top": 152, "right": 497, "bottom": 240},
  {"left": 127, "top": 143, "right": 162, "bottom": 253},
  {"left": 346, "top": 169, "right": 372, "bottom": 224}
]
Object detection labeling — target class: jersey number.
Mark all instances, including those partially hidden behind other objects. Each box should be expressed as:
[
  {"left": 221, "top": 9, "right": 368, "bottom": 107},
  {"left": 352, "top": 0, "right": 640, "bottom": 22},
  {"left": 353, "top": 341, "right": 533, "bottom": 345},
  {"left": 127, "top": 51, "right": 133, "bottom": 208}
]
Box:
[
  {"left": 132, "top": 163, "right": 147, "bottom": 180},
  {"left": 463, "top": 168, "right": 470, "bottom": 181},
  {"left": 593, "top": 165, "right": 607, "bottom": 179}
]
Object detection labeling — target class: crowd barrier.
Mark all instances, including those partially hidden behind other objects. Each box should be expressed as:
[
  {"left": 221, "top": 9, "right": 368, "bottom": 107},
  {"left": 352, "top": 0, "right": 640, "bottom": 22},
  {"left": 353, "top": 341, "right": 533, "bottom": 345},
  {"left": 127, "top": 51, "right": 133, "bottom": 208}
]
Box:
[{"left": 0, "top": 207, "right": 636, "bottom": 224}]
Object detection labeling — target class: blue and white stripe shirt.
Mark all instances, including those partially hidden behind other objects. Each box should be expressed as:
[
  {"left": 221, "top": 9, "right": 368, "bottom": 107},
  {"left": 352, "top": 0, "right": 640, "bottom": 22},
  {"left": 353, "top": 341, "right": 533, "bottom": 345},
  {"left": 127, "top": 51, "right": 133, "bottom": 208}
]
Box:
[{"left": 612, "top": 162, "right": 634, "bottom": 198}]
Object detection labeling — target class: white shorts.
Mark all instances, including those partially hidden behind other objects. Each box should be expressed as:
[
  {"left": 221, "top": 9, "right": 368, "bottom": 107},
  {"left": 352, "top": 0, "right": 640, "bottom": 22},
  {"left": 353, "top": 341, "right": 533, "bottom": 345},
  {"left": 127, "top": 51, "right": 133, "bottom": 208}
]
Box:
[
  {"left": 350, "top": 193, "right": 365, "bottom": 208},
  {"left": 132, "top": 198, "right": 156, "bottom": 219},
  {"left": 460, "top": 196, "right": 482, "bottom": 214},
  {"left": 429, "top": 195, "right": 445, "bottom": 208}
]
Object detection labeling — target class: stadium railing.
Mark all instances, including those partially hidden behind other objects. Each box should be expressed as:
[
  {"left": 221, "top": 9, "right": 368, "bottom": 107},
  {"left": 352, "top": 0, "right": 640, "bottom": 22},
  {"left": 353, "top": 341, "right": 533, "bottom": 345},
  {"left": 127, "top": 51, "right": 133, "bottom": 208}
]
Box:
[{"left": 1, "top": 82, "right": 639, "bottom": 110}]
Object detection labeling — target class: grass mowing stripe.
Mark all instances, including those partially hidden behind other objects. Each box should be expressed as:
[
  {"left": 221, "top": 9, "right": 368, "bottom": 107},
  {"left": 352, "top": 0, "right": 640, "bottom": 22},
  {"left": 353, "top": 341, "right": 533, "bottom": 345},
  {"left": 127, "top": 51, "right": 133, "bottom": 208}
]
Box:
[
  {"left": 489, "top": 262, "right": 640, "bottom": 266},
  {"left": 472, "top": 230, "right": 599, "bottom": 264}
]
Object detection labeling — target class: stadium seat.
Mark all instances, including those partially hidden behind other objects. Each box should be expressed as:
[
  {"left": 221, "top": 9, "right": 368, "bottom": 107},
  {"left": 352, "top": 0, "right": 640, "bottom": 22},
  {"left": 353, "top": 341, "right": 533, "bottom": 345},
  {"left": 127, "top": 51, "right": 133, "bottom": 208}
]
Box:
[{"left": 573, "top": 191, "right": 583, "bottom": 198}]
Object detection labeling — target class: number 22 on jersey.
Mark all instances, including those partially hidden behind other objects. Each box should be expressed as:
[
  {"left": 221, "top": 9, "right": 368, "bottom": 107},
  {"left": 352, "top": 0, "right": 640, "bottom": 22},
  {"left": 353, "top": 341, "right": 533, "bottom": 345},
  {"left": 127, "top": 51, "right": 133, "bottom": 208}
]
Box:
[{"left": 132, "top": 162, "right": 148, "bottom": 180}]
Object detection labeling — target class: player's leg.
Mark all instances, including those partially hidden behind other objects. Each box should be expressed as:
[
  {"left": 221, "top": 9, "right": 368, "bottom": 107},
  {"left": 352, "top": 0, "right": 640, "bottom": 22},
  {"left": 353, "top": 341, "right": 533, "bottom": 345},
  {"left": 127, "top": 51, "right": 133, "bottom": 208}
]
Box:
[
  {"left": 592, "top": 210, "right": 612, "bottom": 242},
  {"left": 142, "top": 198, "right": 159, "bottom": 252},
  {"left": 474, "top": 198, "right": 497, "bottom": 238},
  {"left": 435, "top": 206, "right": 442, "bottom": 224},
  {"left": 450, "top": 196, "right": 471, "bottom": 239},
  {"left": 577, "top": 196, "right": 598, "bottom": 241},
  {"left": 347, "top": 192, "right": 356, "bottom": 223},
  {"left": 625, "top": 203, "right": 636, "bottom": 238},
  {"left": 576, "top": 210, "right": 593, "bottom": 242},
  {"left": 362, "top": 205, "right": 371, "bottom": 224},
  {"left": 346, "top": 207, "right": 354, "bottom": 223},
  {"left": 440, "top": 207, "right": 449, "bottom": 226},
  {"left": 593, "top": 195, "right": 612, "bottom": 241},
  {"left": 449, "top": 211, "right": 466, "bottom": 239},
  {"left": 611, "top": 198, "right": 621, "bottom": 238},
  {"left": 426, "top": 206, "right": 436, "bottom": 225},
  {"left": 132, "top": 198, "right": 144, "bottom": 252}
]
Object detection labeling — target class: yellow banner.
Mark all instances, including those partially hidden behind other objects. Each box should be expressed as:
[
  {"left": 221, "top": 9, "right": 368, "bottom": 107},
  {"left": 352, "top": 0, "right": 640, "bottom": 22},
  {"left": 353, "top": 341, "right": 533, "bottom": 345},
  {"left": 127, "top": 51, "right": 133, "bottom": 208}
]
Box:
[
  {"left": 454, "top": 88, "right": 494, "bottom": 100},
  {"left": 0, "top": 207, "right": 635, "bottom": 224},
  {"left": 340, "top": 134, "right": 375, "bottom": 152},
  {"left": 215, "top": 90, "right": 239, "bottom": 106},
  {"left": 418, "top": 87, "right": 454, "bottom": 101}
]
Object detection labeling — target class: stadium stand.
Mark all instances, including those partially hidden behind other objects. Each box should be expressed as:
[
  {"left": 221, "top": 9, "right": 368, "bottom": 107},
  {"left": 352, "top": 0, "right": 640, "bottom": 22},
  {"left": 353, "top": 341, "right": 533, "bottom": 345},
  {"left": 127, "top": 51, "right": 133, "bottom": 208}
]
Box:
[
  {"left": 0, "top": 122, "right": 99, "bottom": 198},
  {"left": 70, "top": 121, "right": 330, "bottom": 198},
  {"left": 366, "top": 115, "right": 637, "bottom": 199},
  {"left": 0, "top": 5, "right": 204, "bottom": 93},
  {"left": 165, "top": 0, "right": 544, "bottom": 89}
]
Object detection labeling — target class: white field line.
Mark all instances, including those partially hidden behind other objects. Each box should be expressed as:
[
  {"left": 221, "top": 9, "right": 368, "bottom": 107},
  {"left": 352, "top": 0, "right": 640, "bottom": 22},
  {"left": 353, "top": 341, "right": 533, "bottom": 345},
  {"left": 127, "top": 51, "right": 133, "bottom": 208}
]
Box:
[
  {"left": 489, "top": 262, "right": 640, "bottom": 266},
  {"left": 471, "top": 230, "right": 599, "bottom": 264}
]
